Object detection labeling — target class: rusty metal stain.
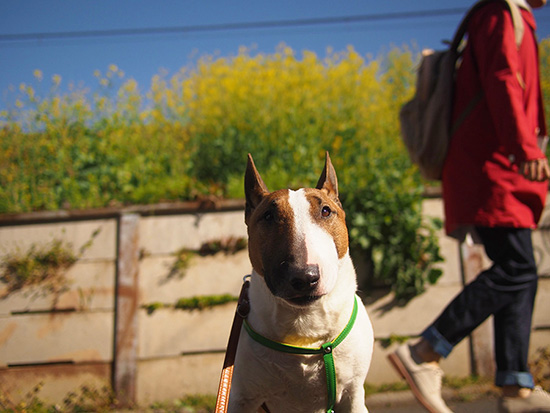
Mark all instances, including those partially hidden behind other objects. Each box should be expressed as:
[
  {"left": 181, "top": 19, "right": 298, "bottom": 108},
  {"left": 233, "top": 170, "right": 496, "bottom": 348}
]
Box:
[
  {"left": 113, "top": 213, "right": 140, "bottom": 406},
  {"left": 36, "top": 312, "right": 67, "bottom": 339},
  {"left": 0, "top": 362, "right": 111, "bottom": 395},
  {"left": 0, "top": 322, "right": 17, "bottom": 347},
  {"left": 55, "top": 349, "right": 103, "bottom": 363},
  {"left": 57, "top": 286, "right": 114, "bottom": 310}
]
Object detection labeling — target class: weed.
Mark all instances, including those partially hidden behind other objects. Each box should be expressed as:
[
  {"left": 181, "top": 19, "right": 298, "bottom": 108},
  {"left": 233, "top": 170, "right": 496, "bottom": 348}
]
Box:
[
  {"left": 149, "top": 394, "right": 216, "bottom": 412},
  {"left": 0, "top": 229, "right": 100, "bottom": 303},
  {"left": 0, "top": 382, "right": 115, "bottom": 413},
  {"left": 165, "top": 237, "right": 247, "bottom": 281},
  {"left": 198, "top": 237, "right": 247, "bottom": 256},
  {"left": 142, "top": 295, "right": 238, "bottom": 314},
  {"left": 142, "top": 301, "right": 168, "bottom": 315},
  {"left": 530, "top": 345, "right": 550, "bottom": 389},
  {"left": 62, "top": 385, "right": 115, "bottom": 412},
  {"left": 0, "top": 240, "right": 77, "bottom": 298},
  {"left": 174, "top": 294, "right": 238, "bottom": 311},
  {"left": 0, "top": 382, "right": 48, "bottom": 413},
  {"left": 166, "top": 248, "right": 196, "bottom": 280},
  {"left": 364, "top": 381, "right": 409, "bottom": 397},
  {"left": 378, "top": 334, "right": 412, "bottom": 349}
]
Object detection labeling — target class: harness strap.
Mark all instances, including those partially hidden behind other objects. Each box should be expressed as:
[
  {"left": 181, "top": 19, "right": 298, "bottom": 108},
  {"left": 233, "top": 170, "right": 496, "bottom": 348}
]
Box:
[{"left": 243, "top": 296, "right": 359, "bottom": 413}]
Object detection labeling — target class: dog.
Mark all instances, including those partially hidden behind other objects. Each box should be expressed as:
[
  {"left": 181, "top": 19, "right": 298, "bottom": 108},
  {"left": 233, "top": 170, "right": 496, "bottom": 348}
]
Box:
[{"left": 228, "top": 152, "right": 374, "bottom": 412}]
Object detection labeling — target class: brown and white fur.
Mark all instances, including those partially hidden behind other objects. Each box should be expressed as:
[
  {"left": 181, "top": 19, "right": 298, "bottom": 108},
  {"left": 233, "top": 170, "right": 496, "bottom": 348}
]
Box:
[{"left": 228, "top": 153, "right": 373, "bottom": 412}]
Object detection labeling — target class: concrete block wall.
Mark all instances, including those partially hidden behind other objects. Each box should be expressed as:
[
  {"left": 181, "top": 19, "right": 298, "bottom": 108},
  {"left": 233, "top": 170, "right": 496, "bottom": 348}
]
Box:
[
  {"left": 0, "top": 218, "right": 117, "bottom": 404},
  {"left": 0, "top": 196, "right": 549, "bottom": 406}
]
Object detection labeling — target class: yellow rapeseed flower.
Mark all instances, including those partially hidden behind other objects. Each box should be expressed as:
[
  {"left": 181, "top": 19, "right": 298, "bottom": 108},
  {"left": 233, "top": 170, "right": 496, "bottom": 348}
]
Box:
[
  {"left": 26, "top": 86, "right": 35, "bottom": 101},
  {"left": 33, "top": 69, "right": 43, "bottom": 81}
]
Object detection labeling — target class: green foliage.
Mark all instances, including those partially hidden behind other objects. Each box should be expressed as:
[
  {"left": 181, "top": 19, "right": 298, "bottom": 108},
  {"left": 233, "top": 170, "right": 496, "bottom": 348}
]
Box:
[
  {"left": 339, "top": 139, "right": 444, "bottom": 299},
  {"left": 540, "top": 38, "right": 550, "bottom": 158},
  {"left": 0, "top": 66, "right": 193, "bottom": 213},
  {"left": 10, "top": 39, "right": 545, "bottom": 298}
]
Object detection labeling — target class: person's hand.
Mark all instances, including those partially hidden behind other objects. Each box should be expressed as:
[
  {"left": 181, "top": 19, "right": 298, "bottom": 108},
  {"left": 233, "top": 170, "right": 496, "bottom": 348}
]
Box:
[{"left": 519, "top": 158, "right": 550, "bottom": 181}]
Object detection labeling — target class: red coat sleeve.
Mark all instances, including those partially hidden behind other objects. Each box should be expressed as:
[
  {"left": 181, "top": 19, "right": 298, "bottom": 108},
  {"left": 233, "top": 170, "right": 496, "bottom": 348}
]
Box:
[{"left": 468, "top": 3, "right": 544, "bottom": 163}]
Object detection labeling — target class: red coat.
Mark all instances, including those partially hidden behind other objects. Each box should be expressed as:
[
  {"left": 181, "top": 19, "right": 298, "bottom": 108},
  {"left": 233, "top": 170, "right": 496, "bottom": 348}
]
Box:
[{"left": 442, "top": 2, "right": 548, "bottom": 237}]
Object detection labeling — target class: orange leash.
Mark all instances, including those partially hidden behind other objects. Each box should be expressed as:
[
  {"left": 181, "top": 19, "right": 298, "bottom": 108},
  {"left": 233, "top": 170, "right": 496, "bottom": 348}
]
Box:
[{"left": 214, "top": 278, "right": 251, "bottom": 413}]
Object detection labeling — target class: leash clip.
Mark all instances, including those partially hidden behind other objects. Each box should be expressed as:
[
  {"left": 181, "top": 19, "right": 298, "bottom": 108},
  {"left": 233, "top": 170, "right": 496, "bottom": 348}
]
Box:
[{"left": 237, "top": 275, "right": 252, "bottom": 318}]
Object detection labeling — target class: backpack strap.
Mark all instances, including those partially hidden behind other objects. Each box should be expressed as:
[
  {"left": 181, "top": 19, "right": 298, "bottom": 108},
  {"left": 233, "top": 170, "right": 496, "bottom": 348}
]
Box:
[
  {"left": 507, "top": 0, "right": 525, "bottom": 49},
  {"left": 451, "top": 0, "right": 524, "bottom": 52}
]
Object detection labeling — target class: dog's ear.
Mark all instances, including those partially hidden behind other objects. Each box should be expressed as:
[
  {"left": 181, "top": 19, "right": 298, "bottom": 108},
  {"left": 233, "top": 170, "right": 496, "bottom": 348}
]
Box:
[
  {"left": 245, "top": 154, "right": 269, "bottom": 224},
  {"left": 316, "top": 152, "right": 340, "bottom": 203}
]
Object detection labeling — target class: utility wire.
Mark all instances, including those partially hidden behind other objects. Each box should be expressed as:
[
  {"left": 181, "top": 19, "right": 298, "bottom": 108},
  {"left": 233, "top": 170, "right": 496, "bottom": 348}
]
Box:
[{"left": 0, "top": 8, "right": 468, "bottom": 42}]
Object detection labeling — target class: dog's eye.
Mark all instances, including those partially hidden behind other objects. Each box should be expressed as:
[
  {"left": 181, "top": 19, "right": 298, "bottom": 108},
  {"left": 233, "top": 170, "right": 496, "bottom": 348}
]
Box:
[
  {"left": 321, "top": 206, "right": 332, "bottom": 218},
  {"left": 263, "top": 211, "right": 274, "bottom": 222}
]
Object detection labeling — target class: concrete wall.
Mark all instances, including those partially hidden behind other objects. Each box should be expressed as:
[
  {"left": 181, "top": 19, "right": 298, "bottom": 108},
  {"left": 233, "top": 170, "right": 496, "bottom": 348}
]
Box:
[{"left": 0, "top": 197, "right": 549, "bottom": 406}]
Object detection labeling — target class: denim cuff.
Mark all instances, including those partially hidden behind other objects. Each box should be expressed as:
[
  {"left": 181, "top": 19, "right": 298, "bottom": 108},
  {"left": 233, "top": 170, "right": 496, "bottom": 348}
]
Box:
[
  {"left": 495, "top": 371, "right": 534, "bottom": 388},
  {"left": 421, "top": 326, "right": 453, "bottom": 358}
]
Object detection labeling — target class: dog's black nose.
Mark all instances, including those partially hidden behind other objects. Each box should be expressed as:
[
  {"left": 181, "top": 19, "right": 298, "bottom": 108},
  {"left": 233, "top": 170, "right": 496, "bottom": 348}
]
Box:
[{"left": 289, "top": 264, "right": 320, "bottom": 293}]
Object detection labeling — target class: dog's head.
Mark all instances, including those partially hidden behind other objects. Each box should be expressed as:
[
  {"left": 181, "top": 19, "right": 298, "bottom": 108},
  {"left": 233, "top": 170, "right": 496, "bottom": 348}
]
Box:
[{"left": 244, "top": 152, "right": 349, "bottom": 307}]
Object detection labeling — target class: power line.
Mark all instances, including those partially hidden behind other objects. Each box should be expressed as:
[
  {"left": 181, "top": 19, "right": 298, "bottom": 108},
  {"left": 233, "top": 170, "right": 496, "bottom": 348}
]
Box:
[{"left": 0, "top": 8, "right": 468, "bottom": 42}]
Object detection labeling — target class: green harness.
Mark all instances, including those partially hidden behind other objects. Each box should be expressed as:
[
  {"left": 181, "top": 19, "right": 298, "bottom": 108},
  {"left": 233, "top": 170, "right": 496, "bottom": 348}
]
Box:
[{"left": 243, "top": 296, "right": 359, "bottom": 413}]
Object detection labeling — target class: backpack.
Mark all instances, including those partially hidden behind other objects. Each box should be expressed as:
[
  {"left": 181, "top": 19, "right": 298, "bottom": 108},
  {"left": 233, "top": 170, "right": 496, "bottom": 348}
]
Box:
[{"left": 399, "top": 0, "right": 524, "bottom": 181}]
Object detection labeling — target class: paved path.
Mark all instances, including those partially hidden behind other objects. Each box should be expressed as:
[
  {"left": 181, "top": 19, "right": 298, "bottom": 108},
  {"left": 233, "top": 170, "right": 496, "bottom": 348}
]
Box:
[{"left": 366, "top": 389, "right": 500, "bottom": 413}]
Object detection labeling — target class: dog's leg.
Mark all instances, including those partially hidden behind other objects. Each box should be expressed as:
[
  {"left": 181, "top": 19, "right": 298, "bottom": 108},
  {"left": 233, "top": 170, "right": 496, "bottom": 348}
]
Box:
[
  {"left": 227, "top": 391, "right": 265, "bottom": 413},
  {"left": 227, "top": 372, "right": 266, "bottom": 413},
  {"left": 336, "top": 386, "right": 370, "bottom": 413}
]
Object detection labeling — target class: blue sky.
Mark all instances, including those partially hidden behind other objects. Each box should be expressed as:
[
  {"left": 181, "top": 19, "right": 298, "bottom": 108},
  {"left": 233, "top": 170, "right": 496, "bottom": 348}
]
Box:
[{"left": 1, "top": 0, "right": 550, "bottom": 111}]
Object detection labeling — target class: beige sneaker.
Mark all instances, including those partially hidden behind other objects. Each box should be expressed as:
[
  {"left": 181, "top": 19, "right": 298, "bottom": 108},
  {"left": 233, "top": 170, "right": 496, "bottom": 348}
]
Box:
[
  {"left": 388, "top": 343, "right": 453, "bottom": 413},
  {"left": 498, "top": 386, "right": 550, "bottom": 412}
]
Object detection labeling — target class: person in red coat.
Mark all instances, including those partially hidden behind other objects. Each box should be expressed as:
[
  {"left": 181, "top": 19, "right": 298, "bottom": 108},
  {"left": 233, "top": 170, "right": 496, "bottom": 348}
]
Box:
[{"left": 388, "top": 1, "right": 550, "bottom": 412}]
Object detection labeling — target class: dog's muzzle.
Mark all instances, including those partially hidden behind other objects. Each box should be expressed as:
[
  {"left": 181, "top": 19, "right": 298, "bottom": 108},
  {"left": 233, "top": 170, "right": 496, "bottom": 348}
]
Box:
[{"left": 267, "top": 262, "right": 323, "bottom": 306}]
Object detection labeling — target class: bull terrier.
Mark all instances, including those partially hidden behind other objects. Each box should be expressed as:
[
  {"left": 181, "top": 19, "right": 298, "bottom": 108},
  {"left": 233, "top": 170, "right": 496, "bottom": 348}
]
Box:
[{"left": 228, "top": 153, "right": 373, "bottom": 412}]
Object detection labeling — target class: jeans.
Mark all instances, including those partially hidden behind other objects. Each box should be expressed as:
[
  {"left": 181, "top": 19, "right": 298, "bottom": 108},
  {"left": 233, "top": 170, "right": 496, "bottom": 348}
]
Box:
[{"left": 421, "top": 227, "right": 538, "bottom": 388}]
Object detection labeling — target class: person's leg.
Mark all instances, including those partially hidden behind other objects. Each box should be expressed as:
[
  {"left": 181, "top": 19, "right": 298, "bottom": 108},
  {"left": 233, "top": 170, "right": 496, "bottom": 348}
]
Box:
[
  {"left": 420, "top": 227, "right": 538, "bottom": 365},
  {"left": 389, "top": 227, "right": 542, "bottom": 412},
  {"left": 484, "top": 228, "right": 544, "bottom": 411},
  {"left": 493, "top": 274, "right": 537, "bottom": 390}
]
